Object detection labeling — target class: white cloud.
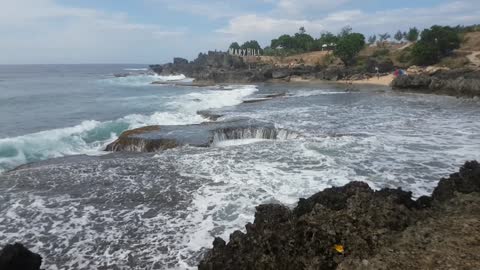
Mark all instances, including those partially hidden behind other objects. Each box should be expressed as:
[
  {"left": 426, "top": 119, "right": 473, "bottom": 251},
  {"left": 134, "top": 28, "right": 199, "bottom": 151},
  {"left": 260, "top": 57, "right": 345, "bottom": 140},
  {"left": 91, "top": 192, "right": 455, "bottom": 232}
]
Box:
[
  {"left": 271, "top": 0, "right": 351, "bottom": 17},
  {"left": 217, "top": 0, "right": 480, "bottom": 46},
  {"left": 150, "top": 0, "right": 243, "bottom": 19},
  {"left": 1, "top": 0, "right": 479, "bottom": 64},
  {"left": 0, "top": 0, "right": 186, "bottom": 64}
]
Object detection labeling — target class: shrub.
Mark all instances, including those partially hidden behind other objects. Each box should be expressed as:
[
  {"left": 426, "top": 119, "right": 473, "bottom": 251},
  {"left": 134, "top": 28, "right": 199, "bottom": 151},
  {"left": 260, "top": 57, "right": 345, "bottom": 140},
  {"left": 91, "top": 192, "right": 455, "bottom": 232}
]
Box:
[
  {"left": 334, "top": 33, "right": 366, "bottom": 65},
  {"left": 411, "top": 25, "right": 460, "bottom": 65}
]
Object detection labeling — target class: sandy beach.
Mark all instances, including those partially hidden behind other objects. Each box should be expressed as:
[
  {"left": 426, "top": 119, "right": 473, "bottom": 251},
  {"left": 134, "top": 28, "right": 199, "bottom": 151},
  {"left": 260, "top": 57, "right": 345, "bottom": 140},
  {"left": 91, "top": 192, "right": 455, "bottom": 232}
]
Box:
[{"left": 348, "top": 74, "right": 395, "bottom": 86}]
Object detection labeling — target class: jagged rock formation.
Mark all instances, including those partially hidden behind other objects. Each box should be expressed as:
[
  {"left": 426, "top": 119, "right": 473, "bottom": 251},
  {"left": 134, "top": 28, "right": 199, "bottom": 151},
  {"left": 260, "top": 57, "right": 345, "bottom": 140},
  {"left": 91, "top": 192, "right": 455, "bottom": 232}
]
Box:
[
  {"left": 0, "top": 243, "right": 43, "bottom": 270},
  {"left": 198, "top": 161, "right": 480, "bottom": 270},
  {"left": 391, "top": 68, "right": 480, "bottom": 97},
  {"left": 150, "top": 52, "right": 392, "bottom": 84},
  {"left": 105, "top": 118, "right": 299, "bottom": 152}
]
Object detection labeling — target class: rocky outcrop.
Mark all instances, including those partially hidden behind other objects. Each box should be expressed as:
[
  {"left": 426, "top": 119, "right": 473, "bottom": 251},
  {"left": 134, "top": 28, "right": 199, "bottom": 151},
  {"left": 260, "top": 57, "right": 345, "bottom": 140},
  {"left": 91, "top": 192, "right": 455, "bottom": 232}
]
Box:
[
  {"left": 392, "top": 68, "right": 480, "bottom": 97},
  {"left": 150, "top": 52, "right": 362, "bottom": 84},
  {"left": 105, "top": 118, "right": 299, "bottom": 152},
  {"left": 198, "top": 161, "right": 480, "bottom": 270},
  {"left": 0, "top": 243, "right": 43, "bottom": 270}
]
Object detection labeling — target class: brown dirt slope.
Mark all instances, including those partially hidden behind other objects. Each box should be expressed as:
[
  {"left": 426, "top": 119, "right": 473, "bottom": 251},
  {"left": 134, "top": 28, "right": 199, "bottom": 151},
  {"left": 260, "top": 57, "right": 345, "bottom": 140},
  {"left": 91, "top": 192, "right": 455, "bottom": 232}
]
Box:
[
  {"left": 461, "top": 31, "right": 480, "bottom": 51},
  {"left": 257, "top": 51, "right": 333, "bottom": 67},
  {"left": 339, "top": 192, "right": 480, "bottom": 270}
]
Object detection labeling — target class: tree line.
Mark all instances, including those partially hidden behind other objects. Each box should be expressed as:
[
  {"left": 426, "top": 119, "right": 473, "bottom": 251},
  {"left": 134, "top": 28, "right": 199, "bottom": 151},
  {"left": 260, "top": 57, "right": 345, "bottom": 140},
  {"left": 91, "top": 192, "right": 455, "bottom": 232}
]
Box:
[{"left": 228, "top": 24, "right": 476, "bottom": 66}]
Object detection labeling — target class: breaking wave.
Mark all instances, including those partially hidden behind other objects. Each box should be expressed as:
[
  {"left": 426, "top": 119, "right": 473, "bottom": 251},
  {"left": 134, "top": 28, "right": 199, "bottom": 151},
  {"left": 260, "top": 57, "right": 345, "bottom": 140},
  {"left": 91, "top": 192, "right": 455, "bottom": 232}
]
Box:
[
  {"left": 0, "top": 85, "right": 258, "bottom": 172},
  {"left": 123, "top": 68, "right": 149, "bottom": 71},
  {"left": 102, "top": 73, "right": 191, "bottom": 86}
]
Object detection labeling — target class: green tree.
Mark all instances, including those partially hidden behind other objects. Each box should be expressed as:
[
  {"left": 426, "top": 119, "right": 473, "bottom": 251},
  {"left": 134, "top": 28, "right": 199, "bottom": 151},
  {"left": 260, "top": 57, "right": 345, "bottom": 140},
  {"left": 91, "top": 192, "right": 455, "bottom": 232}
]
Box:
[
  {"left": 378, "top": 33, "right": 391, "bottom": 42},
  {"left": 394, "top": 30, "right": 404, "bottom": 42},
  {"left": 240, "top": 40, "right": 262, "bottom": 50},
  {"left": 420, "top": 25, "right": 460, "bottom": 55},
  {"left": 293, "top": 33, "right": 315, "bottom": 51},
  {"left": 406, "top": 27, "right": 419, "bottom": 42},
  {"left": 229, "top": 42, "right": 240, "bottom": 50},
  {"left": 272, "top": 34, "right": 294, "bottom": 49},
  {"left": 411, "top": 25, "right": 460, "bottom": 65},
  {"left": 334, "top": 33, "right": 366, "bottom": 65},
  {"left": 368, "top": 34, "right": 377, "bottom": 45},
  {"left": 339, "top": 25, "right": 353, "bottom": 37},
  {"left": 411, "top": 42, "right": 439, "bottom": 65},
  {"left": 299, "top": 26, "right": 306, "bottom": 34},
  {"left": 317, "top": 32, "right": 338, "bottom": 45}
]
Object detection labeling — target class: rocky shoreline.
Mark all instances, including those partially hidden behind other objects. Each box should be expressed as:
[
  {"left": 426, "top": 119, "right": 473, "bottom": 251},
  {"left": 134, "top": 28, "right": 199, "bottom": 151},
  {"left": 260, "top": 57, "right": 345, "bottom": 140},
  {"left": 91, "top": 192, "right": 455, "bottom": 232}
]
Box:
[
  {"left": 2, "top": 161, "right": 479, "bottom": 270},
  {"left": 150, "top": 52, "right": 480, "bottom": 98},
  {"left": 199, "top": 161, "right": 480, "bottom": 270},
  {"left": 149, "top": 51, "right": 392, "bottom": 85},
  {"left": 391, "top": 68, "right": 480, "bottom": 97}
]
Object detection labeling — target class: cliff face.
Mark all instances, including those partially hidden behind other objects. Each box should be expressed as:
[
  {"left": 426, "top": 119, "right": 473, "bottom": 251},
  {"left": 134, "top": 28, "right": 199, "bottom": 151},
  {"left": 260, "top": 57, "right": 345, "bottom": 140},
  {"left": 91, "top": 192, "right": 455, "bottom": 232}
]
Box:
[
  {"left": 198, "top": 161, "right": 480, "bottom": 270},
  {"left": 391, "top": 69, "right": 480, "bottom": 97}
]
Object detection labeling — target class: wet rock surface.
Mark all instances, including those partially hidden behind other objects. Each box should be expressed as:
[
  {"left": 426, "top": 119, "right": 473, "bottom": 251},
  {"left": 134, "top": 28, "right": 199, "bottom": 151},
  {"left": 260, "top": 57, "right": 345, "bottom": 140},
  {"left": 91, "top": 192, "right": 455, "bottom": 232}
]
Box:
[
  {"left": 105, "top": 118, "right": 299, "bottom": 152},
  {"left": 392, "top": 69, "right": 480, "bottom": 97},
  {"left": 199, "top": 161, "right": 480, "bottom": 270},
  {"left": 0, "top": 243, "right": 43, "bottom": 270}
]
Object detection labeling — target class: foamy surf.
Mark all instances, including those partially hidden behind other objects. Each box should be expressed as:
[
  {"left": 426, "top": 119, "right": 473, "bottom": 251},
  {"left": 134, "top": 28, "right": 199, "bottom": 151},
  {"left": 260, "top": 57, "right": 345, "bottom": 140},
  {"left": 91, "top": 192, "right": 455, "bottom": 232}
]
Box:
[
  {"left": 123, "top": 68, "right": 149, "bottom": 71},
  {"left": 102, "top": 73, "right": 191, "bottom": 86},
  {"left": 0, "top": 85, "right": 258, "bottom": 172}
]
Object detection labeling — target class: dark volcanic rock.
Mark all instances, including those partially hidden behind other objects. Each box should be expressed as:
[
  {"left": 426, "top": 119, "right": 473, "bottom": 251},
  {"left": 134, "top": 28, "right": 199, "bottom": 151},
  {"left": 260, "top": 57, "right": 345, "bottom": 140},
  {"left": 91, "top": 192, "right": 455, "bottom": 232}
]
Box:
[
  {"left": 271, "top": 69, "right": 290, "bottom": 79},
  {"left": 150, "top": 52, "right": 354, "bottom": 84},
  {"left": 173, "top": 57, "right": 188, "bottom": 65},
  {"left": 391, "top": 69, "right": 480, "bottom": 97},
  {"left": 432, "top": 160, "right": 480, "bottom": 201},
  {"left": 198, "top": 161, "right": 480, "bottom": 270},
  {"left": 0, "top": 243, "right": 42, "bottom": 270},
  {"left": 105, "top": 118, "right": 299, "bottom": 152},
  {"left": 391, "top": 74, "right": 432, "bottom": 89}
]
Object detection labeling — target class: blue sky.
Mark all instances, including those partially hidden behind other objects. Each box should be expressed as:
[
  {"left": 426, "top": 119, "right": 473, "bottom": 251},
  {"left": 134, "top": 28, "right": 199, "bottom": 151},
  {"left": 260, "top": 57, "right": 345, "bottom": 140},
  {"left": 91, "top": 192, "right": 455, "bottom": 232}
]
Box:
[{"left": 0, "top": 0, "right": 478, "bottom": 64}]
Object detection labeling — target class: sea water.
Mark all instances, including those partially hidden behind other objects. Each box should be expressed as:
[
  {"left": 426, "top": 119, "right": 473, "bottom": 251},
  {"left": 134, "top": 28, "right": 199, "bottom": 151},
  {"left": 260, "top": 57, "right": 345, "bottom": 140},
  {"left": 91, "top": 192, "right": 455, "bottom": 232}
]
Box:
[{"left": 1, "top": 65, "right": 480, "bottom": 269}]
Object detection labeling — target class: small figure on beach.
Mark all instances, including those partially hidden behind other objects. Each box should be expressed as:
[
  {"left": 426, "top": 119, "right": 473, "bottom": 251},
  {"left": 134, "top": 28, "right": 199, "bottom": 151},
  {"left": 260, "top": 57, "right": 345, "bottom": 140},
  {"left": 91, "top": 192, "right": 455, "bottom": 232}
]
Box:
[{"left": 375, "top": 66, "right": 380, "bottom": 79}]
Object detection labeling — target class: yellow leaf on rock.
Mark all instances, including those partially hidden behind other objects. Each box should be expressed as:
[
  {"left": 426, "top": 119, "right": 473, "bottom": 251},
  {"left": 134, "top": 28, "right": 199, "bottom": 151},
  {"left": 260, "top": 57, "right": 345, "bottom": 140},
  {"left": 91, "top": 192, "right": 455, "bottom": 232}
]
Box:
[{"left": 334, "top": 244, "right": 344, "bottom": 254}]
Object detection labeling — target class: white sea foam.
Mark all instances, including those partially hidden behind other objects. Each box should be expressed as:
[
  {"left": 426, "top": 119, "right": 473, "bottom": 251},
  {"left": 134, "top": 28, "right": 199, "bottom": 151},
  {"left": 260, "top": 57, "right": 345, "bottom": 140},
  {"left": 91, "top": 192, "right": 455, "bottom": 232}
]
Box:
[
  {"left": 103, "top": 73, "right": 191, "bottom": 86},
  {"left": 168, "top": 85, "right": 258, "bottom": 113},
  {"left": 123, "top": 68, "right": 149, "bottom": 71},
  {"left": 0, "top": 85, "right": 258, "bottom": 172},
  {"left": 291, "top": 89, "right": 347, "bottom": 97}
]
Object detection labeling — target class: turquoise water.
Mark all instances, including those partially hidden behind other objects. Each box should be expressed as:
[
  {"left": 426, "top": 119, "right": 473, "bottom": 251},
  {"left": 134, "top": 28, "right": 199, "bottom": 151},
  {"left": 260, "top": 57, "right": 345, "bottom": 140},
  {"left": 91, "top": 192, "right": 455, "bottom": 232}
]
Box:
[{"left": 0, "top": 64, "right": 256, "bottom": 171}]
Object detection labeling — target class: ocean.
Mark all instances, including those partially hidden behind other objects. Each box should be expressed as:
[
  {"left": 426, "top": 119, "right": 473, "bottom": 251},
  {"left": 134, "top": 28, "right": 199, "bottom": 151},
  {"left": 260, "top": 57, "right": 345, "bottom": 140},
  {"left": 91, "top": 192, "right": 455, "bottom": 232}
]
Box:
[{"left": 1, "top": 64, "right": 480, "bottom": 269}]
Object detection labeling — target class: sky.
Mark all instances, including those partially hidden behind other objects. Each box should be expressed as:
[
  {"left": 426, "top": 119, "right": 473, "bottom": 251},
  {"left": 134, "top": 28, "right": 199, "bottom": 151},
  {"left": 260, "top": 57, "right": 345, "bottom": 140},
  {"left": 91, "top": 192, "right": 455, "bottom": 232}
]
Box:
[{"left": 0, "top": 0, "right": 478, "bottom": 64}]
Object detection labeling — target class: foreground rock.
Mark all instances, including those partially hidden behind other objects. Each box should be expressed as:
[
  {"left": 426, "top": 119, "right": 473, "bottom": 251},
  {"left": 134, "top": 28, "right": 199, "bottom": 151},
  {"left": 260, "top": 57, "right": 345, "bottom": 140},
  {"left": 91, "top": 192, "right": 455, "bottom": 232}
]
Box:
[
  {"left": 105, "top": 118, "right": 299, "bottom": 152},
  {"left": 199, "top": 161, "right": 480, "bottom": 270},
  {"left": 0, "top": 243, "right": 43, "bottom": 270},
  {"left": 391, "top": 68, "right": 480, "bottom": 97}
]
